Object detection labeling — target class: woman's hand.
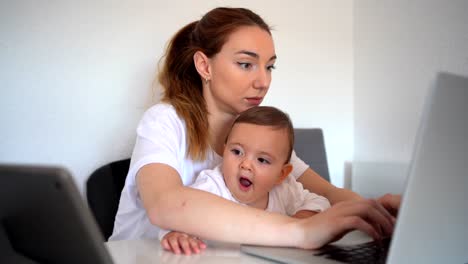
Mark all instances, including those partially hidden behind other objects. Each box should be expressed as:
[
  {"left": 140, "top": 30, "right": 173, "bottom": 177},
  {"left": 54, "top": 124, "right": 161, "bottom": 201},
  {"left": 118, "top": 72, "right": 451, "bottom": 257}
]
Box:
[
  {"left": 377, "top": 193, "right": 402, "bottom": 217},
  {"left": 294, "top": 199, "right": 395, "bottom": 249},
  {"left": 161, "top": 231, "right": 207, "bottom": 255}
]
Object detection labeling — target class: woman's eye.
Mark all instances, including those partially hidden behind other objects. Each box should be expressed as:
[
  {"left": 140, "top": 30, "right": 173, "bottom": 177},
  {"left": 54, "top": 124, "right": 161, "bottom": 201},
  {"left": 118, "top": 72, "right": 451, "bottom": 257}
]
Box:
[
  {"left": 267, "top": 64, "right": 276, "bottom": 71},
  {"left": 258, "top": 157, "right": 270, "bottom": 164},
  {"left": 237, "top": 62, "right": 252, "bottom": 70}
]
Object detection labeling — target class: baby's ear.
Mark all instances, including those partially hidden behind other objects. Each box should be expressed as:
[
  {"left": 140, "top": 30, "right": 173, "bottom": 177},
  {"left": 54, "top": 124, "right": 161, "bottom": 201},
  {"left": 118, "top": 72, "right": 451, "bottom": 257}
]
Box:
[{"left": 276, "top": 163, "right": 293, "bottom": 185}]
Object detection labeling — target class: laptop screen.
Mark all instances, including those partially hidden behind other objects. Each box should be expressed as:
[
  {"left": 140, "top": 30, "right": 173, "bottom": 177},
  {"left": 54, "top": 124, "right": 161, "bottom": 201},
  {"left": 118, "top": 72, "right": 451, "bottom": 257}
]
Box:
[
  {"left": 240, "top": 72, "right": 468, "bottom": 264},
  {"left": 387, "top": 72, "right": 468, "bottom": 263}
]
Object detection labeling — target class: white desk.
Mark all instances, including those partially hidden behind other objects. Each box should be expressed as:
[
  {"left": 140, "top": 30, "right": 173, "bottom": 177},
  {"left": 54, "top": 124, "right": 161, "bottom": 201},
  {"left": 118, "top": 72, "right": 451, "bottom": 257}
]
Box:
[
  {"left": 105, "top": 232, "right": 372, "bottom": 264},
  {"left": 106, "top": 239, "right": 272, "bottom": 264}
]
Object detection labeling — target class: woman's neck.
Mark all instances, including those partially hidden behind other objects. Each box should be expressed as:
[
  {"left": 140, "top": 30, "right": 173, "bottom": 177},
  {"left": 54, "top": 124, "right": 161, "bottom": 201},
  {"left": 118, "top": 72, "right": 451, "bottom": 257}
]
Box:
[{"left": 208, "top": 111, "right": 236, "bottom": 156}]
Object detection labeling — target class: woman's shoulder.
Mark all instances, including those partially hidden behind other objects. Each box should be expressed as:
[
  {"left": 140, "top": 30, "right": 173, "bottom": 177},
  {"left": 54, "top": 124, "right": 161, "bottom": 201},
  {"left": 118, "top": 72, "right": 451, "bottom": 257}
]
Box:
[
  {"left": 144, "top": 102, "right": 177, "bottom": 118},
  {"left": 140, "top": 103, "right": 183, "bottom": 124},
  {"left": 137, "top": 102, "right": 186, "bottom": 135}
]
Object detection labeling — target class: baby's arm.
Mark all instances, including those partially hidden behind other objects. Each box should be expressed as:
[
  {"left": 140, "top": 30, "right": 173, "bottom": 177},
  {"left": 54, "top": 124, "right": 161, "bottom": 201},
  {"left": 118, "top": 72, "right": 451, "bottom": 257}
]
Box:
[{"left": 161, "top": 231, "right": 206, "bottom": 255}]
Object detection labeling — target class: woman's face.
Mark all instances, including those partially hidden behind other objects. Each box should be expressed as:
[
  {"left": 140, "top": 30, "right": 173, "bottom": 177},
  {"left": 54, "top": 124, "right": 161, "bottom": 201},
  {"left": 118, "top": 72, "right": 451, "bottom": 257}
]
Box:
[{"left": 204, "top": 26, "right": 276, "bottom": 115}]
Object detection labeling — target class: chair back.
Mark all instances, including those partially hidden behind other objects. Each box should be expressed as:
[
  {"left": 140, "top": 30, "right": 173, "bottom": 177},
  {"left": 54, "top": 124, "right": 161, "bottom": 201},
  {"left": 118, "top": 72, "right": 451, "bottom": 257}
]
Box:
[
  {"left": 293, "top": 128, "right": 330, "bottom": 182},
  {"left": 86, "top": 158, "right": 130, "bottom": 241}
]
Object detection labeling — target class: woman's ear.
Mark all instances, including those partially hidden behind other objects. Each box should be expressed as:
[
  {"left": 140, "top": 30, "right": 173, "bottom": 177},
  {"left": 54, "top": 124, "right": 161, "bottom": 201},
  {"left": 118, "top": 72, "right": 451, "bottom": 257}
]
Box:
[
  {"left": 193, "top": 51, "right": 211, "bottom": 81},
  {"left": 276, "top": 163, "right": 293, "bottom": 185}
]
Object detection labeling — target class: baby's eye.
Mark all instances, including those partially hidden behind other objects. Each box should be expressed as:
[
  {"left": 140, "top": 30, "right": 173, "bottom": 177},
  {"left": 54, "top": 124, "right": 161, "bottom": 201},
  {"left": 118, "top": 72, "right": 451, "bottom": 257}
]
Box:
[
  {"left": 237, "top": 62, "right": 252, "bottom": 70},
  {"left": 231, "top": 149, "right": 242, "bottom": 156},
  {"left": 257, "top": 157, "right": 271, "bottom": 164}
]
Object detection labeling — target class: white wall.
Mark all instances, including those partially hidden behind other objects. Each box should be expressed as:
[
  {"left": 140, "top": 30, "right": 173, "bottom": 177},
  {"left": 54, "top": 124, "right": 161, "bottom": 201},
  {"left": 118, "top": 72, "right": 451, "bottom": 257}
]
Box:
[
  {"left": 353, "top": 1, "right": 468, "bottom": 197},
  {"left": 0, "top": 0, "right": 354, "bottom": 194}
]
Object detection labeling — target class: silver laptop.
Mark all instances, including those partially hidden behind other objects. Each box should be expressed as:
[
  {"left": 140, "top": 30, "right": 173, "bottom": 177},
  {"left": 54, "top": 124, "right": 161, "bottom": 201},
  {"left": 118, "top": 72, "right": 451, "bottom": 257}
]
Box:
[
  {"left": 0, "top": 165, "right": 114, "bottom": 264},
  {"left": 241, "top": 71, "right": 468, "bottom": 264}
]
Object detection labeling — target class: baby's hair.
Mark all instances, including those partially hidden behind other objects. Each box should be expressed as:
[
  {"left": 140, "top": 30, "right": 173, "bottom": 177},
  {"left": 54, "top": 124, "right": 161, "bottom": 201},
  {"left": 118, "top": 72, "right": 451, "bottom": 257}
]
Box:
[{"left": 229, "top": 106, "right": 294, "bottom": 162}]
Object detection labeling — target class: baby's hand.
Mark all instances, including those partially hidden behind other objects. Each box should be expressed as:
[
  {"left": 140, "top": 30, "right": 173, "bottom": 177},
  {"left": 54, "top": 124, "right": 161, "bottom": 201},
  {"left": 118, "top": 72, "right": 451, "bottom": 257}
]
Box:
[{"left": 161, "top": 231, "right": 207, "bottom": 255}]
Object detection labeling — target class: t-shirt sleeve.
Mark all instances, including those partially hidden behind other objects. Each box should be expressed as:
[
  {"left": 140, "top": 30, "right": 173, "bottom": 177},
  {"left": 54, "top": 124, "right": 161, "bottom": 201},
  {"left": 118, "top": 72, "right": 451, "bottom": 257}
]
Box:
[
  {"left": 127, "top": 104, "right": 186, "bottom": 185},
  {"left": 189, "top": 169, "right": 224, "bottom": 197},
  {"left": 189, "top": 166, "right": 240, "bottom": 203},
  {"left": 289, "top": 150, "right": 309, "bottom": 180},
  {"left": 280, "top": 175, "right": 331, "bottom": 216},
  {"left": 158, "top": 229, "right": 171, "bottom": 241}
]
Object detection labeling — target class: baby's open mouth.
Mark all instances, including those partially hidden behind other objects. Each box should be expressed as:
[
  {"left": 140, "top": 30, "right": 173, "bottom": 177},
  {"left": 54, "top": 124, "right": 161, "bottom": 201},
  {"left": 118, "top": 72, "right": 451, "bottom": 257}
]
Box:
[{"left": 239, "top": 177, "right": 252, "bottom": 188}]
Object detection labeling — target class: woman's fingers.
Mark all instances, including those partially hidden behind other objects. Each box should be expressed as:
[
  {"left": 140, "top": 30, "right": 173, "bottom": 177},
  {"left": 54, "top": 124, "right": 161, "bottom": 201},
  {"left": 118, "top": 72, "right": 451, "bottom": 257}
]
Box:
[
  {"left": 326, "top": 203, "right": 382, "bottom": 240},
  {"left": 378, "top": 193, "right": 401, "bottom": 217},
  {"left": 361, "top": 199, "right": 394, "bottom": 236},
  {"left": 338, "top": 215, "right": 381, "bottom": 241},
  {"left": 301, "top": 199, "right": 397, "bottom": 249},
  {"left": 334, "top": 199, "right": 394, "bottom": 236}
]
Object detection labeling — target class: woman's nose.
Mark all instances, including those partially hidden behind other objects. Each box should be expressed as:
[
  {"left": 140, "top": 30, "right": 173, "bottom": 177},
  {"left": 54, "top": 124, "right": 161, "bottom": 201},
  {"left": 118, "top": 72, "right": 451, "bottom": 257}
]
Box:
[{"left": 253, "top": 68, "right": 270, "bottom": 89}]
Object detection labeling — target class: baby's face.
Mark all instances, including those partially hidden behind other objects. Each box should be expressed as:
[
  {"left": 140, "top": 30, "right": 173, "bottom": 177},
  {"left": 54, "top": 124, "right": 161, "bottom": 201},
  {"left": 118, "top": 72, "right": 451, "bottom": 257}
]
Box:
[{"left": 222, "top": 123, "right": 291, "bottom": 209}]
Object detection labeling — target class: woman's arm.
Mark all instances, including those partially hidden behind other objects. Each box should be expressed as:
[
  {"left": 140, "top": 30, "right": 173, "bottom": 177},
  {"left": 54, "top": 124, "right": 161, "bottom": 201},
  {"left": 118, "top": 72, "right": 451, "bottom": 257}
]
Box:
[
  {"left": 137, "top": 163, "right": 394, "bottom": 249},
  {"left": 292, "top": 210, "right": 318, "bottom": 219},
  {"left": 297, "top": 168, "right": 362, "bottom": 204},
  {"left": 137, "top": 163, "right": 297, "bottom": 246},
  {"left": 297, "top": 168, "right": 401, "bottom": 217}
]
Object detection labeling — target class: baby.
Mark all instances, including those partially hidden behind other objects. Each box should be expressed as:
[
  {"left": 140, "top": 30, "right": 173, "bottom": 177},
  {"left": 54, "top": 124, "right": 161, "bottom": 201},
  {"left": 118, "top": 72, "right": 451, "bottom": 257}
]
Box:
[{"left": 160, "top": 106, "right": 331, "bottom": 254}]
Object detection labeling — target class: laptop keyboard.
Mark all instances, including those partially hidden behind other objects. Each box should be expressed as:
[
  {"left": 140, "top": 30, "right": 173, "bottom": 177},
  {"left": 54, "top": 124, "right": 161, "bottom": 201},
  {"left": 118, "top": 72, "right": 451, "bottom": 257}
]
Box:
[{"left": 314, "top": 237, "right": 391, "bottom": 264}]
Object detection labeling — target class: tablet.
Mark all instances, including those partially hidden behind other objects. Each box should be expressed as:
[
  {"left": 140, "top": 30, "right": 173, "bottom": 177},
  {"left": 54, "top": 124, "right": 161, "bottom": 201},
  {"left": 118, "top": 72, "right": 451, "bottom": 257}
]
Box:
[{"left": 0, "top": 164, "right": 114, "bottom": 264}]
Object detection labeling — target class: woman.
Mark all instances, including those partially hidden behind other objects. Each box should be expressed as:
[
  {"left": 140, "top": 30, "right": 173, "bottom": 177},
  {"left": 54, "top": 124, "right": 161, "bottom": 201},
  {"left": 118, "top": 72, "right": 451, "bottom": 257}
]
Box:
[{"left": 110, "top": 7, "right": 400, "bottom": 253}]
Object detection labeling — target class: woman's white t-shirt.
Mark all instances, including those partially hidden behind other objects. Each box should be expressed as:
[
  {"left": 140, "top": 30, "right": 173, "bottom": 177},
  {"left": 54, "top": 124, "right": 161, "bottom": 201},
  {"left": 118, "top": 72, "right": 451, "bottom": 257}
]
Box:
[{"left": 109, "top": 103, "right": 309, "bottom": 241}]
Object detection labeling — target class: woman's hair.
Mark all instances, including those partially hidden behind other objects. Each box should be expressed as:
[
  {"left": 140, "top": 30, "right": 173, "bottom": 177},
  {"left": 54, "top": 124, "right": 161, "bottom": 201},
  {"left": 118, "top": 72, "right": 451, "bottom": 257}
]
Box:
[
  {"left": 158, "top": 7, "right": 272, "bottom": 160},
  {"left": 229, "top": 106, "right": 295, "bottom": 163}
]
